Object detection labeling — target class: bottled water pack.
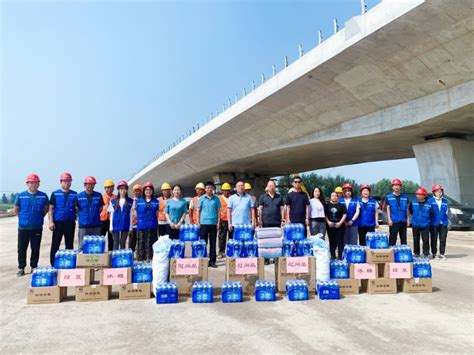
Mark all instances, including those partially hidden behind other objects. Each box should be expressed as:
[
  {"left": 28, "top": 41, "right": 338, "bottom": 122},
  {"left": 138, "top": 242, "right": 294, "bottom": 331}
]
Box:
[
  {"left": 413, "top": 259, "right": 432, "bottom": 278},
  {"left": 243, "top": 240, "right": 258, "bottom": 257},
  {"left": 226, "top": 239, "right": 242, "bottom": 258},
  {"left": 132, "top": 262, "right": 153, "bottom": 283},
  {"left": 192, "top": 240, "right": 207, "bottom": 258},
  {"left": 192, "top": 281, "right": 213, "bottom": 303},
  {"left": 283, "top": 224, "right": 306, "bottom": 241},
  {"left": 282, "top": 240, "right": 295, "bottom": 257},
  {"left": 169, "top": 240, "right": 185, "bottom": 259},
  {"left": 179, "top": 224, "right": 200, "bottom": 242},
  {"left": 233, "top": 224, "right": 254, "bottom": 242},
  {"left": 330, "top": 260, "right": 349, "bottom": 279},
  {"left": 31, "top": 267, "right": 57, "bottom": 287},
  {"left": 296, "top": 240, "right": 313, "bottom": 256},
  {"left": 392, "top": 245, "right": 414, "bottom": 263},
  {"left": 317, "top": 280, "right": 340, "bottom": 300},
  {"left": 82, "top": 235, "right": 106, "bottom": 254},
  {"left": 222, "top": 281, "right": 243, "bottom": 303},
  {"left": 343, "top": 245, "right": 367, "bottom": 263},
  {"left": 286, "top": 280, "right": 308, "bottom": 301},
  {"left": 255, "top": 280, "right": 276, "bottom": 302},
  {"left": 111, "top": 249, "right": 134, "bottom": 268},
  {"left": 54, "top": 249, "right": 78, "bottom": 269},
  {"left": 365, "top": 232, "right": 389, "bottom": 249},
  {"left": 155, "top": 282, "right": 178, "bottom": 304}
]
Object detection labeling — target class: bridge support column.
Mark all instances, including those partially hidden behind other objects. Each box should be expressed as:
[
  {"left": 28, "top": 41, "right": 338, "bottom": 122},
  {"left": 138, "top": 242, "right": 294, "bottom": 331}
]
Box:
[{"left": 413, "top": 137, "right": 474, "bottom": 207}]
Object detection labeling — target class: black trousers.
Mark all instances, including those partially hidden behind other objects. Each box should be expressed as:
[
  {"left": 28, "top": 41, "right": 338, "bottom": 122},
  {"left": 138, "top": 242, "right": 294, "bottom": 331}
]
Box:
[
  {"left": 358, "top": 226, "right": 375, "bottom": 246},
  {"left": 18, "top": 229, "right": 42, "bottom": 269},
  {"left": 430, "top": 225, "right": 448, "bottom": 255},
  {"left": 200, "top": 225, "right": 217, "bottom": 263},
  {"left": 137, "top": 229, "right": 157, "bottom": 261},
  {"left": 158, "top": 224, "right": 167, "bottom": 236},
  {"left": 128, "top": 229, "right": 137, "bottom": 252},
  {"left": 389, "top": 222, "right": 407, "bottom": 245},
  {"left": 50, "top": 220, "right": 76, "bottom": 266},
  {"left": 327, "top": 226, "right": 344, "bottom": 260},
  {"left": 412, "top": 227, "right": 430, "bottom": 256},
  {"left": 165, "top": 225, "right": 180, "bottom": 240},
  {"left": 100, "top": 219, "right": 113, "bottom": 251},
  {"left": 218, "top": 221, "right": 229, "bottom": 254}
]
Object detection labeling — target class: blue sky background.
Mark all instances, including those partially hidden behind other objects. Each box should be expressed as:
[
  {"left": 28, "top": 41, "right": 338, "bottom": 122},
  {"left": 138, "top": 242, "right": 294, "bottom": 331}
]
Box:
[{"left": 1, "top": 0, "right": 420, "bottom": 194}]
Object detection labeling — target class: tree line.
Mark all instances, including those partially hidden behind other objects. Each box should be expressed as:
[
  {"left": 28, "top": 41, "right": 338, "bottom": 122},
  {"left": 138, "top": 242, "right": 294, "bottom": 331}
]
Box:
[{"left": 1, "top": 193, "right": 18, "bottom": 205}]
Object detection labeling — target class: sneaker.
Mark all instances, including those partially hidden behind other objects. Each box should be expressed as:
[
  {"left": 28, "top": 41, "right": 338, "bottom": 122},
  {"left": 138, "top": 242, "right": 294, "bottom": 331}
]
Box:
[
  {"left": 440, "top": 255, "right": 447, "bottom": 260},
  {"left": 423, "top": 254, "right": 430, "bottom": 259},
  {"left": 30, "top": 267, "right": 36, "bottom": 273},
  {"left": 414, "top": 253, "right": 420, "bottom": 258},
  {"left": 16, "top": 268, "right": 25, "bottom": 277},
  {"left": 217, "top": 253, "right": 225, "bottom": 259},
  {"left": 435, "top": 254, "right": 442, "bottom": 260}
]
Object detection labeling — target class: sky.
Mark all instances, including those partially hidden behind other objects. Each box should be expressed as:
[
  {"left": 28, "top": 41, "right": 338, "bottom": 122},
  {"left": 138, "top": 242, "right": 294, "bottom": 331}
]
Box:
[{"left": 0, "top": 0, "right": 420, "bottom": 195}]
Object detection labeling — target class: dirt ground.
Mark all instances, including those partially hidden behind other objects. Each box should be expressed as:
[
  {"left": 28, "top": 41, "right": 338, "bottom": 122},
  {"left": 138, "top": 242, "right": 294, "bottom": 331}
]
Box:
[{"left": 1, "top": 217, "right": 473, "bottom": 354}]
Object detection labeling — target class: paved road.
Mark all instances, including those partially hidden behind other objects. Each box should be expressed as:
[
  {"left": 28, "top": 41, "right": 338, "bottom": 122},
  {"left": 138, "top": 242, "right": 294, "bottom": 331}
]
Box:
[{"left": 1, "top": 217, "right": 473, "bottom": 353}]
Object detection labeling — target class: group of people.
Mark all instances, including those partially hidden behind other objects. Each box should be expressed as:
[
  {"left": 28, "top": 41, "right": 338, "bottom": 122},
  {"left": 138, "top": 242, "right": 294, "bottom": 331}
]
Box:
[{"left": 14, "top": 173, "right": 449, "bottom": 276}]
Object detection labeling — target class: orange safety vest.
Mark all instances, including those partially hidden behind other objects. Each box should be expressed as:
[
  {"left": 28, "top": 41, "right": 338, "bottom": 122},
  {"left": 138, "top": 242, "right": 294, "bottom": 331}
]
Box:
[
  {"left": 158, "top": 197, "right": 167, "bottom": 222},
  {"left": 100, "top": 193, "right": 116, "bottom": 221},
  {"left": 219, "top": 195, "right": 229, "bottom": 221},
  {"left": 191, "top": 196, "right": 200, "bottom": 224}
]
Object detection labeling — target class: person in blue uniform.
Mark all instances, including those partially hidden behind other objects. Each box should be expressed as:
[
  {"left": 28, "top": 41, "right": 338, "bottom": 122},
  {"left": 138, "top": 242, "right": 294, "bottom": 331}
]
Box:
[
  {"left": 385, "top": 178, "right": 409, "bottom": 245},
  {"left": 428, "top": 184, "right": 449, "bottom": 260},
  {"left": 357, "top": 184, "right": 379, "bottom": 246},
  {"left": 408, "top": 187, "right": 431, "bottom": 258}
]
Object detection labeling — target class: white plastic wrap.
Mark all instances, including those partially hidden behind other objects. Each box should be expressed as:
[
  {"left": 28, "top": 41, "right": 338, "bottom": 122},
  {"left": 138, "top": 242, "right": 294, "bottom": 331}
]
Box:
[{"left": 152, "top": 235, "right": 172, "bottom": 296}]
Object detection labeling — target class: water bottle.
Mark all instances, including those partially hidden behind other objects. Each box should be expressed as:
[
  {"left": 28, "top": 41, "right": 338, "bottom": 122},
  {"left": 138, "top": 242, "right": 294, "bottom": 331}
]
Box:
[
  {"left": 226, "top": 239, "right": 235, "bottom": 258},
  {"left": 233, "top": 240, "right": 243, "bottom": 258}
]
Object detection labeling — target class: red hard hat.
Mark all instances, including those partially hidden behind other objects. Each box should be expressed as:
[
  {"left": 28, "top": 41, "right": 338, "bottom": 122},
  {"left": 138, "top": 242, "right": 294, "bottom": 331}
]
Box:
[
  {"left": 432, "top": 184, "right": 444, "bottom": 192},
  {"left": 391, "top": 178, "right": 402, "bottom": 186},
  {"left": 360, "top": 184, "right": 371, "bottom": 192},
  {"left": 60, "top": 172, "right": 72, "bottom": 181},
  {"left": 342, "top": 183, "right": 353, "bottom": 190},
  {"left": 26, "top": 174, "right": 40, "bottom": 183},
  {"left": 415, "top": 187, "right": 427, "bottom": 195},
  {"left": 117, "top": 180, "right": 129, "bottom": 189},
  {"left": 83, "top": 176, "right": 97, "bottom": 184},
  {"left": 142, "top": 182, "right": 154, "bottom": 190}
]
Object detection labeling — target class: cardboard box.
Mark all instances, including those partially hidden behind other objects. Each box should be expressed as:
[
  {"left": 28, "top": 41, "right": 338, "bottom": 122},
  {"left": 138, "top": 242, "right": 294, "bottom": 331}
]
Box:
[
  {"left": 119, "top": 283, "right": 152, "bottom": 300},
  {"left": 75, "top": 285, "right": 111, "bottom": 302},
  {"left": 382, "top": 263, "right": 413, "bottom": 279},
  {"left": 366, "top": 249, "right": 394, "bottom": 264},
  {"left": 169, "top": 258, "right": 208, "bottom": 296},
  {"left": 226, "top": 257, "right": 264, "bottom": 295},
  {"left": 336, "top": 279, "right": 360, "bottom": 295},
  {"left": 398, "top": 278, "right": 432, "bottom": 293},
  {"left": 98, "top": 267, "right": 132, "bottom": 285},
  {"left": 58, "top": 268, "right": 94, "bottom": 287},
  {"left": 27, "top": 286, "right": 67, "bottom": 304},
  {"left": 275, "top": 256, "right": 315, "bottom": 293},
  {"left": 349, "top": 263, "right": 377, "bottom": 280},
  {"left": 76, "top": 253, "right": 110, "bottom": 268},
  {"left": 362, "top": 278, "right": 397, "bottom": 294}
]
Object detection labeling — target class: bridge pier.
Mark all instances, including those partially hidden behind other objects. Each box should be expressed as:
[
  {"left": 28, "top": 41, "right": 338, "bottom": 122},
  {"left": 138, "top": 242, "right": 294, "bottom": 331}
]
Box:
[{"left": 413, "top": 137, "right": 474, "bottom": 207}]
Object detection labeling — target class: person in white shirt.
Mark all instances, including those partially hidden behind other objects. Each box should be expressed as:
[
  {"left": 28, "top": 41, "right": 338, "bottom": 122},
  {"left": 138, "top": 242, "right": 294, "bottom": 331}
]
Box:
[{"left": 309, "top": 186, "right": 326, "bottom": 238}]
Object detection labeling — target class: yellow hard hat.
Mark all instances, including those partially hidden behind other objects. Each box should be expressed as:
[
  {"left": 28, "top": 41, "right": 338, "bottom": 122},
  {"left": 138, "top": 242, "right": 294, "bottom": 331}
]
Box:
[
  {"left": 335, "top": 186, "right": 343, "bottom": 193},
  {"left": 221, "top": 182, "right": 231, "bottom": 191},
  {"left": 132, "top": 184, "right": 142, "bottom": 192},
  {"left": 104, "top": 180, "right": 115, "bottom": 188},
  {"left": 195, "top": 182, "right": 205, "bottom": 190},
  {"left": 161, "top": 182, "right": 171, "bottom": 190},
  {"left": 245, "top": 183, "right": 252, "bottom": 190}
]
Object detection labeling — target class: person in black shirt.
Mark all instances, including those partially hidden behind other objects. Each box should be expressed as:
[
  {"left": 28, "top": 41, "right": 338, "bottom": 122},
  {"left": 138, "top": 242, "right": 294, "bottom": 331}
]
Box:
[
  {"left": 325, "top": 192, "right": 347, "bottom": 260},
  {"left": 285, "top": 176, "right": 310, "bottom": 232}
]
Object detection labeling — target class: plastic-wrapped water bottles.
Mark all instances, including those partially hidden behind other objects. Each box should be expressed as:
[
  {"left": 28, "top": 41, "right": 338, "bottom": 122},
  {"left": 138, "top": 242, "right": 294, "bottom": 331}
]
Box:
[
  {"left": 192, "top": 240, "right": 207, "bottom": 258},
  {"left": 54, "top": 249, "right": 78, "bottom": 269},
  {"left": 255, "top": 280, "right": 276, "bottom": 302},
  {"left": 286, "top": 279, "right": 308, "bottom": 301},
  {"left": 296, "top": 240, "right": 313, "bottom": 256},
  {"left": 111, "top": 248, "right": 134, "bottom": 268},
  {"left": 192, "top": 281, "right": 213, "bottom": 303},
  {"left": 233, "top": 224, "right": 254, "bottom": 242},
  {"left": 343, "top": 245, "right": 367, "bottom": 263},
  {"left": 222, "top": 281, "right": 243, "bottom": 303},
  {"left": 413, "top": 259, "right": 432, "bottom": 278},
  {"left": 317, "top": 280, "right": 340, "bottom": 300},
  {"left": 365, "top": 232, "right": 389, "bottom": 249},
  {"left": 330, "top": 260, "right": 349, "bottom": 279},
  {"left": 243, "top": 240, "right": 258, "bottom": 258},
  {"left": 179, "top": 224, "right": 199, "bottom": 242},
  {"left": 31, "top": 267, "right": 58, "bottom": 287},
  {"left": 169, "top": 240, "right": 185, "bottom": 259},
  {"left": 82, "top": 235, "right": 106, "bottom": 254},
  {"left": 132, "top": 262, "right": 153, "bottom": 283},
  {"left": 282, "top": 240, "right": 295, "bottom": 257},
  {"left": 155, "top": 282, "right": 178, "bottom": 304},
  {"left": 392, "top": 245, "right": 414, "bottom": 263},
  {"left": 283, "top": 223, "right": 305, "bottom": 241},
  {"left": 226, "top": 239, "right": 243, "bottom": 258}
]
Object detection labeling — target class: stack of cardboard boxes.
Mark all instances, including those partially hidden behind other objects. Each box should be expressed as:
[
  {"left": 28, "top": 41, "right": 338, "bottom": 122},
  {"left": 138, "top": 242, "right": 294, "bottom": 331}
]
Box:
[
  {"left": 275, "top": 256, "right": 316, "bottom": 294},
  {"left": 226, "top": 257, "right": 265, "bottom": 295}
]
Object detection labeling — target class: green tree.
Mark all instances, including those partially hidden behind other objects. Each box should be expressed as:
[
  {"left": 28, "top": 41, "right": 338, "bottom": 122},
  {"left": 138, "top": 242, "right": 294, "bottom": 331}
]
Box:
[
  {"left": 10, "top": 193, "right": 18, "bottom": 204},
  {"left": 371, "top": 178, "right": 419, "bottom": 197},
  {"left": 1, "top": 194, "right": 8, "bottom": 204}
]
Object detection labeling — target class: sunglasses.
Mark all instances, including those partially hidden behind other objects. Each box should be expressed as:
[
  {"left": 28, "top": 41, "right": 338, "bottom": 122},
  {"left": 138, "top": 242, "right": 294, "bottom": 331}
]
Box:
[{"left": 293, "top": 181, "right": 302, "bottom": 184}]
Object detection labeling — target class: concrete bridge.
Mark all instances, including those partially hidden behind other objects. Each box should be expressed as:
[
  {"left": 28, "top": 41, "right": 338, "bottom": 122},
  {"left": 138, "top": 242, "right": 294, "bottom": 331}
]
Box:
[{"left": 129, "top": 0, "right": 474, "bottom": 205}]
